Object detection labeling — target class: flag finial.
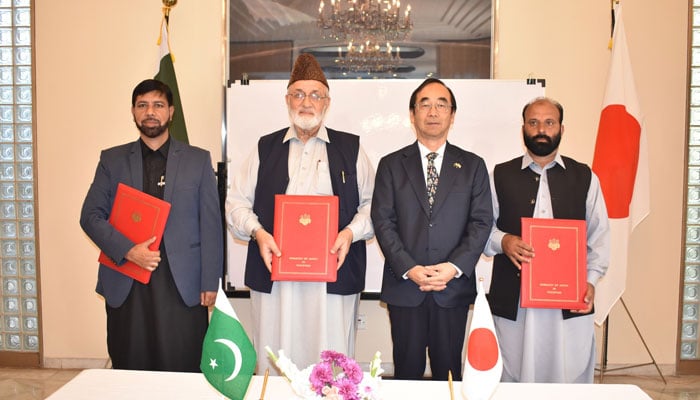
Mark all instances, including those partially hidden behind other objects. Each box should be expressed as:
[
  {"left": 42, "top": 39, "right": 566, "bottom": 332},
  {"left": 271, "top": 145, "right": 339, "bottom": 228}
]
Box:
[
  {"left": 162, "top": 0, "right": 177, "bottom": 18},
  {"left": 608, "top": 0, "right": 617, "bottom": 50}
]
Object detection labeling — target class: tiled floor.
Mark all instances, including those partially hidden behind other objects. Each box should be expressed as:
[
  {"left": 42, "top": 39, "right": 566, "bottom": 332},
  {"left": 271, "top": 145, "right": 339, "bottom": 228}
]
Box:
[
  {"left": 0, "top": 368, "right": 81, "bottom": 400},
  {"left": 597, "top": 374, "right": 700, "bottom": 400},
  {"left": 0, "top": 367, "right": 697, "bottom": 399}
]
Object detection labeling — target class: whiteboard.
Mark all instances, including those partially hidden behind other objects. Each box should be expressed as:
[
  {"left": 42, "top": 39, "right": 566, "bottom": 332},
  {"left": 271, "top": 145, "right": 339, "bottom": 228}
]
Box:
[{"left": 225, "top": 79, "right": 544, "bottom": 293}]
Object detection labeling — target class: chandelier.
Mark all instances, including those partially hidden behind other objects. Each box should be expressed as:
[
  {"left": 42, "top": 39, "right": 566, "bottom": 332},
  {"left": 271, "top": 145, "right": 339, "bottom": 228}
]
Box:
[{"left": 318, "top": 0, "right": 413, "bottom": 73}]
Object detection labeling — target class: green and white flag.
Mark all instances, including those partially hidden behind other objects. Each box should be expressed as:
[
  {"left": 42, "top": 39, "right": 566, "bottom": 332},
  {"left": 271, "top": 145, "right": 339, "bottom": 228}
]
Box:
[
  {"left": 201, "top": 284, "right": 257, "bottom": 400},
  {"left": 155, "top": 17, "right": 189, "bottom": 143}
]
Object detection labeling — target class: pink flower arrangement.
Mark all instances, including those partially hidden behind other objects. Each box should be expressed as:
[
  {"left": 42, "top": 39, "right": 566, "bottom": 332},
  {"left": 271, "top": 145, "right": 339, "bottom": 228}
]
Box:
[
  {"left": 266, "top": 347, "right": 383, "bottom": 400},
  {"left": 310, "top": 350, "right": 364, "bottom": 400}
]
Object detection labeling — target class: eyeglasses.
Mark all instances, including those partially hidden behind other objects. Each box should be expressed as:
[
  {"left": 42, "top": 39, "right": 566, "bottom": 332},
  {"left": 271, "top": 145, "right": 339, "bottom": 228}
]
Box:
[
  {"left": 526, "top": 119, "right": 559, "bottom": 129},
  {"left": 414, "top": 101, "right": 452, "bottom": 113},
  {"left": 287, "top": 91, "right": 329, "bottom": 104}
]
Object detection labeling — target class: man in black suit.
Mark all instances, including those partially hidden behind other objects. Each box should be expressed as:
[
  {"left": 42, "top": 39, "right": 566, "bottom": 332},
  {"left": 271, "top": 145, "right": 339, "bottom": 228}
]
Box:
[
  {"left": 371, "top": 78, "right": 493, "bottom": 380},
  {"left": 80, "top": 79, "right": 223, "bottom": 371}
]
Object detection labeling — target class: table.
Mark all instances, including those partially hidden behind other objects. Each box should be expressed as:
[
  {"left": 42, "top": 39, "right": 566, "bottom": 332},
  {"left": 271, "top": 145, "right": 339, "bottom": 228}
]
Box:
[{"left": 46, "top": 368, "right": 652, "bottom": 400}]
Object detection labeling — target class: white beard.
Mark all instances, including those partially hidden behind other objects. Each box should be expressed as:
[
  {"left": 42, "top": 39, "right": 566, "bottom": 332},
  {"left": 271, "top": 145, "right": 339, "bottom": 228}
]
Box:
[{"left": 289, "top": 109, "right": 324, "bottom": 131}]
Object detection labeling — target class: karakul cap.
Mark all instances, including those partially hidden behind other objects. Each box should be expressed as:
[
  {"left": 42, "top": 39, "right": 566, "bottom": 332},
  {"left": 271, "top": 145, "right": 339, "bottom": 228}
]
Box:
[{"left": 287, "top": 53, "right": 329, "bottom": 88}]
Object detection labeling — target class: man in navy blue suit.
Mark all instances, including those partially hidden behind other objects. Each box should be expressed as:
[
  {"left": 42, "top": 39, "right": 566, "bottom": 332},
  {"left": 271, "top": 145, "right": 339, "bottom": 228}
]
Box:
[
  {"left": 371, "top": 78, "right": 493, "bottom": 380},
  {"left": 80, "top": 79, "right": 223, "bottom": 372}
]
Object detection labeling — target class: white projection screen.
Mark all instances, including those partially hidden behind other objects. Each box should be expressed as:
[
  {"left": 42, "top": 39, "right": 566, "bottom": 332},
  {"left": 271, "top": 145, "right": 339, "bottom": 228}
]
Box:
[{"left": 225, "top": 79, "right": 544, "bottom": 293}]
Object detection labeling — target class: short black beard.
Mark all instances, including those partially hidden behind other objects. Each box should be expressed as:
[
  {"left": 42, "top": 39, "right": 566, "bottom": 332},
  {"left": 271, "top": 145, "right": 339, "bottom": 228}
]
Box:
[
  {"left": 135, "top": 119, "right": 169, "bottom": 138},
  {"left": 522, "top": 128, "right": 561, "bottom": 157}
]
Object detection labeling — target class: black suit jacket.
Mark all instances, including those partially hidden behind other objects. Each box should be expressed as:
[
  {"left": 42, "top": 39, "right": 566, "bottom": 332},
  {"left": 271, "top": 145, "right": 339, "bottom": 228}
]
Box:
[{"left": 371, "top": 141, "right": 493, "bottom": 308}]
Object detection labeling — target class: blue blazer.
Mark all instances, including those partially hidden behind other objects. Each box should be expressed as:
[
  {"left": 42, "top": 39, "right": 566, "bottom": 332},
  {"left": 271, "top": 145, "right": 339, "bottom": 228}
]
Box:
[
  {"left": 371, "top": 141, "right": 493, "bottom": 308},
  {"left": 80, "top": 138, "right": 223, "bottom": 308}
]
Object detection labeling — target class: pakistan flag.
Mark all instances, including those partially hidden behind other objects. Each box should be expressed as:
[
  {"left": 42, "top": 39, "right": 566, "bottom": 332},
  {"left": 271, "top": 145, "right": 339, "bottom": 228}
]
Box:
[
  {"left": 155, "top": 19, "right": 188, "bottom": 144},
  {"left": 201, "top": 284, "right": 257, "bottom": 399}
]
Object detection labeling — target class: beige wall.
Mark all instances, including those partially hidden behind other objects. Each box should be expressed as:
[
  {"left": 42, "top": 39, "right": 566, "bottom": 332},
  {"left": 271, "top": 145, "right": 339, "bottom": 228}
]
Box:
[{"left": 36, "top": 0, "right": 688, "bottom": 371}]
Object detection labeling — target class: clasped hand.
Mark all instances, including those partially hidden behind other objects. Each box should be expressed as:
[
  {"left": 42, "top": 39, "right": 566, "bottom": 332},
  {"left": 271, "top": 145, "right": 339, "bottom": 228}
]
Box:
[{"left": 407, "top": 263, "right": 457, "bottom": 292}]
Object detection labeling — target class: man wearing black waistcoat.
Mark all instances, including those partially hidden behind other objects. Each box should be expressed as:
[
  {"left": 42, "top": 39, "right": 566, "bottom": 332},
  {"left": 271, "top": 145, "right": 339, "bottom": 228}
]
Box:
[
  {"left": 226, "top": 54, "right": 374, "bottom": 374},
  {"left": 484, "top": 97, "right": 610, "bottom": 383}
]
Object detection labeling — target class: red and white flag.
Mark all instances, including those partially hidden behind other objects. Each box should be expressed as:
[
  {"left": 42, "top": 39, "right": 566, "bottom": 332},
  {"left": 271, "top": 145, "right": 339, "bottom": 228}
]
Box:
[
  {"left": 462, "top": 280, "right": 502, "bottom": 400},
  {"left": 592, "top": 3, "right": 650, "bottom": 325}
]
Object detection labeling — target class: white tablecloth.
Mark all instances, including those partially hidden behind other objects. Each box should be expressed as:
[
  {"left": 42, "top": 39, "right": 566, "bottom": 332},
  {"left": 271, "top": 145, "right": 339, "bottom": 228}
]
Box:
[{"left": 46, "top": 369, "right": 652, "bottom": 400}]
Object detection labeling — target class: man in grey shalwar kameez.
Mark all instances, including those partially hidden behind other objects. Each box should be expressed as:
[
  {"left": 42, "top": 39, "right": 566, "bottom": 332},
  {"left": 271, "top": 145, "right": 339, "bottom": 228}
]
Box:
[{"left": 484, "top": 97, "right": 610, "bottom": 383}]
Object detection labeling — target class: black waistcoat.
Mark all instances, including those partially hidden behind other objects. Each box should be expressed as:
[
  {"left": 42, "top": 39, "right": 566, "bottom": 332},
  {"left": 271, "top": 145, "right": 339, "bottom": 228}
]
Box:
[
  {"left": 487, "top": 156, "right": 591, "bottom": 320},
  {"left": 244, "top": 128, "right": 367, "bottom": 295}
]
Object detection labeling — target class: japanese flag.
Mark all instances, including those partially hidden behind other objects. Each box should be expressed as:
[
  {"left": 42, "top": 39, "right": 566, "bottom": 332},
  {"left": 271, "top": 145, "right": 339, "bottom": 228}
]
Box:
[
  {"left": 592, "top": 3, "right": 650, "bottom": 325},
  {"left": 462, "top": 280, "right": 502, "bottom": 400}
]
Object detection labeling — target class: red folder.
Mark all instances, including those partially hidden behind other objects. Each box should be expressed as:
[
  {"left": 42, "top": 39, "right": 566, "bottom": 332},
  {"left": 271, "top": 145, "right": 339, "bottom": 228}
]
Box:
[
  {"left": 97, "top": 183, "right": 171, "bottom": 284},
  {"left": 520, "top": 217, "right": 587, "bottom": 309},
  {"left": 271, "top": 194, "right": 339, "bottom": 282}
]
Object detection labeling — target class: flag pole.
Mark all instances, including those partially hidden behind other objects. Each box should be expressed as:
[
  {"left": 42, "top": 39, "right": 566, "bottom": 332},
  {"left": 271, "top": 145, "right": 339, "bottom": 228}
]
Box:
[
  {"left": 598, "top": 316, "right": 609, "bottom": 382},
  {"left": 594, "top": 0, "right": 663, "bottom": 383},
  {"left": 601, "top": 0, "right": 614, "bottom": 371}
]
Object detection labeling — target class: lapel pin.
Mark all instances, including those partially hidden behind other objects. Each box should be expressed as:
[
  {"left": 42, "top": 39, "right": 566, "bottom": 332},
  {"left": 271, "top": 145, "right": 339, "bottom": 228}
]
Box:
[{"left": 453, "top": 162, "right": 462, "bottom": 169}]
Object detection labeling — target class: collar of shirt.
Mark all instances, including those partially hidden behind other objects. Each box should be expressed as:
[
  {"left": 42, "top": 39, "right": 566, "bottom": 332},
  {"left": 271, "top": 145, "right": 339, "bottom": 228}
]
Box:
[
  {"left": 418, "top": 141, "right": 446, "bottom": 181},
  {"left": 139, "top": 136, "right": 170, "bottom": 159},
  {"left": 521, "top": 151, "right": 564, "bottom": 174},
  {"left": 283, "top": 125, "right": 330, "bottom": 144},
  {"left": 417, "top": 141, "right": 446, "bottom": 160}
]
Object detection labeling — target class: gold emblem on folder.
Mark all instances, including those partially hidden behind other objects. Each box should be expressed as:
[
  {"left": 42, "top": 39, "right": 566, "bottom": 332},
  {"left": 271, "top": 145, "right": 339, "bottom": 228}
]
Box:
[
  {"left": 131, "top": 212, "right": 141, "bottom": 223},
  {"left": 548, "top": 238, "right": 560, "bottom": 251},
  {"left": 299, "top": 213, "right": 312, "bottom": 226}
]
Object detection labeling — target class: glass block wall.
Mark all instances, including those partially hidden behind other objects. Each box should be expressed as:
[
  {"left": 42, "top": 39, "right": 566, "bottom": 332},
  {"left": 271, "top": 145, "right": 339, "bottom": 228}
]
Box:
[
  {"left": 683, "top": 1, "right": 700, "bottom": 362},
  {"left": 0, "top": 0, "right": 37, "bottom": 354}
]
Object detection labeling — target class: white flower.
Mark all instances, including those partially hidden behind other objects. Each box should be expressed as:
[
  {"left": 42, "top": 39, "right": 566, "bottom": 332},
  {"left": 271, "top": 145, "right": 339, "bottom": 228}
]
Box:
[
  {"left": 369, "top": 352, "right": 384, "bottom": 378},
  {"left": 266, "top": 347, "right": 318, "bottom": 399},
  {"left": 275, "top": 350, "right": 301, "bottom": 378},
  {"left": 358, "top": 372, "right": 382, "bottom": 400},
  {"left": 289, "top": 364, "right": 319, "bottom": 399}
]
